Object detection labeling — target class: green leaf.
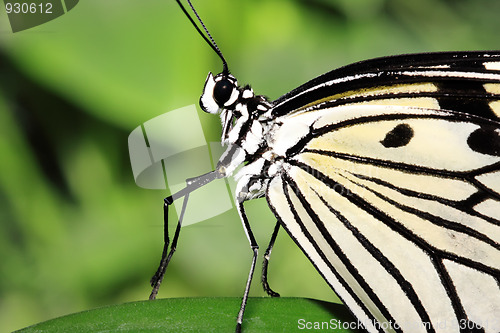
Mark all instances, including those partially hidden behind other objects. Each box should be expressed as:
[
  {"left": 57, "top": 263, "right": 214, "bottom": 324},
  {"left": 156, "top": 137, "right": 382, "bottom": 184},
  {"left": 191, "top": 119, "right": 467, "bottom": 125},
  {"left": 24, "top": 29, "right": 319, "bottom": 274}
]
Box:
[{"left": 16, "top": 297, "right": 363, "bottom": 332}]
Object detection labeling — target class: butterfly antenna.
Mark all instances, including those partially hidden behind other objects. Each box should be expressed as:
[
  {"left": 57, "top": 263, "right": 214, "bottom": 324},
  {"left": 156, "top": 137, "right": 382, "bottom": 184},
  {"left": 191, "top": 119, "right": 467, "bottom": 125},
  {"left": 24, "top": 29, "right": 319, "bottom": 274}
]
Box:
[{"left": 175, "top": 0, "right": 229, "bottom": 74}]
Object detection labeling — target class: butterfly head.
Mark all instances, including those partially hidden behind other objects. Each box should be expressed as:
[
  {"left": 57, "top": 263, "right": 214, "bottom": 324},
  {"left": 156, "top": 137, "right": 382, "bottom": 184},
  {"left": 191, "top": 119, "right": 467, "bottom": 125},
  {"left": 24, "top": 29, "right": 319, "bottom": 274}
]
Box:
[
  {"left": 200, "top": 72, "right": 242, "bottom": 143},
  {"left": 200, "top": 72, "right": 239, "bottom": 114},
  {"left": 200, "top": 71, "right": 272, "bottom": 148}
]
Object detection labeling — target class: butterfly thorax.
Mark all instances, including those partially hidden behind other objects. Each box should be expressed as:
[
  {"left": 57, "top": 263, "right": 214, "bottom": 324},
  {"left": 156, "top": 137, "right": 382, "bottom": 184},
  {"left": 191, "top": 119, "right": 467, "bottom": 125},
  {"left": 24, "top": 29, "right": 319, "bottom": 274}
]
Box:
[{"left": 200, "top": 72, "right": 284, "bottom": 200}]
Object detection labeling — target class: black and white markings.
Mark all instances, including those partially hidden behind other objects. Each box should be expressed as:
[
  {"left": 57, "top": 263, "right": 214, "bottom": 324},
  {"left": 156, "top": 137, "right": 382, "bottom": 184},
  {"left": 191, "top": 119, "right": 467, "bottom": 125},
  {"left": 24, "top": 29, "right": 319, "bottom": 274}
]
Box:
[
  {"left": 155, "top": 16, "right": 500, "bottom": 330},
  {"left": 380, "top": 123, "right": 414, "bottom": 148},
  {"left": 205, "top": 52, "right": 500, "bottom": 333},
  {"left": 467, "top": 126, "right": 500, "bottom": 156}
]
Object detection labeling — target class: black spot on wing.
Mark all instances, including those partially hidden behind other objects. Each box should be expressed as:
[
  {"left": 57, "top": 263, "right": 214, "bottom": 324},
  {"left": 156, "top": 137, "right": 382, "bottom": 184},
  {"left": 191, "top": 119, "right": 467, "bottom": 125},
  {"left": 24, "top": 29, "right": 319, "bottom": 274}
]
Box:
[
  {"left": 380, "top": 123, "right": 414, "bottom": 148},
  {"left": 467, "top": 126, "right": 500, "bottom": 156}
]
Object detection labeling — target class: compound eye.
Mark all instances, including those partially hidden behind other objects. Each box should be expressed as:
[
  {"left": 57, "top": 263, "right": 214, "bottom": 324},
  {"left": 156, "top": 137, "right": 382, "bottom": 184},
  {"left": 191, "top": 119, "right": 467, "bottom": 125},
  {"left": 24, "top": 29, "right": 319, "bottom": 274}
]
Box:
[{"left": 213, "top": 78, "right": 234, "bottom": 106}]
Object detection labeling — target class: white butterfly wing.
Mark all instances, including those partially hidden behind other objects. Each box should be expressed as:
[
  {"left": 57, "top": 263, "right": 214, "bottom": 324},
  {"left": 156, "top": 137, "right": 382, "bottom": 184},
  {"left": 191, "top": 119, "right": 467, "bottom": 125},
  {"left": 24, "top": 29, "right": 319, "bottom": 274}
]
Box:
[{"left": 266, "top": 104, "right": 500, "bottom": 333}]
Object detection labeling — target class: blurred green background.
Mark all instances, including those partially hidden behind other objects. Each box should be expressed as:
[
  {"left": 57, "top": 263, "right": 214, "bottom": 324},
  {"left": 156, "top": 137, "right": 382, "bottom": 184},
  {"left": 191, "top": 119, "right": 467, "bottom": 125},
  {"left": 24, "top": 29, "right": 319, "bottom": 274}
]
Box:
[{"left": 1, "top": 0, "right": 500, "bottom": 331}]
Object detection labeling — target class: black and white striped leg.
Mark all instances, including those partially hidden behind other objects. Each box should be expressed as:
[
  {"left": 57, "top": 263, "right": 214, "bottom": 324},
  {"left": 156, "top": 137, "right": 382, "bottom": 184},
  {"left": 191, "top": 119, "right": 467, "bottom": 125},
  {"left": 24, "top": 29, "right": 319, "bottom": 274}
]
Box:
[
  {"left": 149, "top": 170, "right": 220, "bottom": 300},
  {"left": 262, "top": 221, "right": 281, "bottom": 298},
  {"left": 235, "top": 200, "right": 259, "bottom": 333}
]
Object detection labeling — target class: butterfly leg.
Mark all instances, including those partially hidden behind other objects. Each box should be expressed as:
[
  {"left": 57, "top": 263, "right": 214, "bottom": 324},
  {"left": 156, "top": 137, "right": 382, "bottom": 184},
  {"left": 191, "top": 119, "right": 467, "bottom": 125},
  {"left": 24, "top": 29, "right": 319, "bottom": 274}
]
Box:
[
  {"left": 235, "top": 200, "right": 259, "bottom": 333},
  {"left": 261, "top": 221, "right": 281, "bottom": 297},
  {"left": 149, "top": 193, "right": 188, "bottom": 299},
  {"left": 149, "top": 170, "right": 220, "bottom": 300}
]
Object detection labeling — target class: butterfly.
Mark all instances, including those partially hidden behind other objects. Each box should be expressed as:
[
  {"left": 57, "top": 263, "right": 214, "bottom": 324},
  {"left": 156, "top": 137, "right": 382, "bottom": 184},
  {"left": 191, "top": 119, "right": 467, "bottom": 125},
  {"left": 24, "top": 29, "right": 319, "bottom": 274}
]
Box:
[{"left": 148, "top": 1, "right": 500, "bottom": 332}]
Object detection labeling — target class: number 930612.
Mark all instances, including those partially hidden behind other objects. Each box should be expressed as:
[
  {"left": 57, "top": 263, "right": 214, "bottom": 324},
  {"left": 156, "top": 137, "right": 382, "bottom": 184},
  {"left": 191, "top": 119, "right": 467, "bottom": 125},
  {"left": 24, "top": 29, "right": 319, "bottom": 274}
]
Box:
[{"left": 5, "top": 2, "right": 53, "bottom": 14}]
